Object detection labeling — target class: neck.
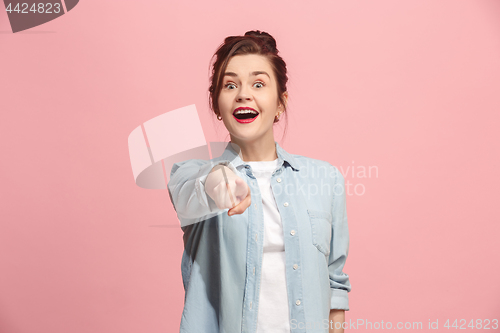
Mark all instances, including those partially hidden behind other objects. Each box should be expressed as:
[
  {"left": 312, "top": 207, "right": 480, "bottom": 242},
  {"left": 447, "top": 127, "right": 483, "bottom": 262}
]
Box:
[{"left": 229, "top": 133, "right": 277, "bottom": 162}]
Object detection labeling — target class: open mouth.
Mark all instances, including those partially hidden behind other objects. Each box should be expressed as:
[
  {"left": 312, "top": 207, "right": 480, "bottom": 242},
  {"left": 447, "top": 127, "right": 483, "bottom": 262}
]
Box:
[{"left": 232, "top": 108, "right": 259, "bottom": 123}]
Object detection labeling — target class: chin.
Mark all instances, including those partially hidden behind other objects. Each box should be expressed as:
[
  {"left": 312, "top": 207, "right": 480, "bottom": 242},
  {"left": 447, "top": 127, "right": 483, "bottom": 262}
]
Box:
[{"left": 230, "top": 131, "right": 259, "bottom": 142}]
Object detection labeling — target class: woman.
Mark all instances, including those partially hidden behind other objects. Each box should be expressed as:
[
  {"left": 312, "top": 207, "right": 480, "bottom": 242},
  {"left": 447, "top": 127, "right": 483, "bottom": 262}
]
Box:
[{"left": 168, "top": 30, "right": 351, "bottom": 333}]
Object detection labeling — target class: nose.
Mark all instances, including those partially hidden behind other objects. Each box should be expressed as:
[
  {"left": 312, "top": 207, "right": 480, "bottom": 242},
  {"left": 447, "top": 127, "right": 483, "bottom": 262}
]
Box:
[{"left": 236, "top": 84, "right": 252, "bottom": 102}]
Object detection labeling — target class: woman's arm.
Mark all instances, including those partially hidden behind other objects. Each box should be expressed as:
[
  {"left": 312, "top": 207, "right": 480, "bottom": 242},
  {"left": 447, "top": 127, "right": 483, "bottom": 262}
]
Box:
[
  {"left": 328, "top": 165, "right": 352, "bottom": 310},
  {"left": 329, "top": 309, "right": 345, "bottom": 333},
  {"left": 167, "top": 159, "right": 236, "bottom": 224}
]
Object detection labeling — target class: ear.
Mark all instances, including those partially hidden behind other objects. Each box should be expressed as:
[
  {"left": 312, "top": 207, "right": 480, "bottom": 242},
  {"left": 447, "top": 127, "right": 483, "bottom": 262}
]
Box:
[{"left": 279, "top": 91, "right": 289, "bottom": 111}]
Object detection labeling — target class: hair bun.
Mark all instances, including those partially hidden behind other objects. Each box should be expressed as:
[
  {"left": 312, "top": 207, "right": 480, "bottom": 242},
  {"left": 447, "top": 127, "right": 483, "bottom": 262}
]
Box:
[{"left": 244, "top": 30, "right": 278, "bottom": 53}]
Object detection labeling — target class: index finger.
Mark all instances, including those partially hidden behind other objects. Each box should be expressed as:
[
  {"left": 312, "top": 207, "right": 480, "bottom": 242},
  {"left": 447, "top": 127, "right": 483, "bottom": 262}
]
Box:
[{"left": 220, "top": 166, "right": 236, "bottom": 207}]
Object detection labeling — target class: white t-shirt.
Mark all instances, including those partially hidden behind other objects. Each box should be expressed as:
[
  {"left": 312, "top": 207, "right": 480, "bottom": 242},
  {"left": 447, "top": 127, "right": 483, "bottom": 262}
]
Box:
[{"left": 246, "top": 159, "right": 290, "bottom": 333}]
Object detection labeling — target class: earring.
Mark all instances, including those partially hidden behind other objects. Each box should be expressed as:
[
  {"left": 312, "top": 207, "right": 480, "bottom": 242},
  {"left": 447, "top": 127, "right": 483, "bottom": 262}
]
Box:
[
  {"left": 217, "top": 114, "right": 222, "bottom": 121},
  {"left": 274, "top": 111, "right": 282, "bottom": 123}
]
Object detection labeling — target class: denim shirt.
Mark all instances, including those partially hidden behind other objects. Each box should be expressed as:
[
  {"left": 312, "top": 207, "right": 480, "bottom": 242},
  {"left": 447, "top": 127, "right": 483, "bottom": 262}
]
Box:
[{"left": 167, "top": 141, "right": 351, "bottom": 333}]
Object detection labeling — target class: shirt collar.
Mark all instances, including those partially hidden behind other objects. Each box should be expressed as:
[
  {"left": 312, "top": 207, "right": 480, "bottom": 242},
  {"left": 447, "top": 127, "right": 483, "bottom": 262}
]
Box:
[{"left": 218, "top": 141, "right": 301, "bottom": 171}]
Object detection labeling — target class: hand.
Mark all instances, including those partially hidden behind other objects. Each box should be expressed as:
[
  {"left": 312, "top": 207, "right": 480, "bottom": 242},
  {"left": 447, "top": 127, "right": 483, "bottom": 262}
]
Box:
[{"left": 205, "top": 165, "right": 251, "bottom": 215}]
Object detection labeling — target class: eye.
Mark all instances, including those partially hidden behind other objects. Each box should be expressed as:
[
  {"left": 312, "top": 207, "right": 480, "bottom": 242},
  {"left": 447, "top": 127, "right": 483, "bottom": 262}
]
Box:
[
  {"left": 224, "top": 82, "right": 236, "bottom": 89},
  {"left": 254, "top": 81, "right": 265, "bottom": 88}
]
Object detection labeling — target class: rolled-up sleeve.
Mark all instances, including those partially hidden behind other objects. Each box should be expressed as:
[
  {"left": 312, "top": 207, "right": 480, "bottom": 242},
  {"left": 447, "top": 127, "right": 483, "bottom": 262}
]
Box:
[
  {"left": 167, "top": 159, "right": 238, "bottom": 227},
  {"left": 328, "top": 165, "right": 352, "bottom": 310}
]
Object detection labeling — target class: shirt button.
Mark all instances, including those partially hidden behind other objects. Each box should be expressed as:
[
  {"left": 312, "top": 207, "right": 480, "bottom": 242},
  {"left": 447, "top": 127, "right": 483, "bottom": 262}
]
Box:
[
  {"left": 253, "top": 267, "right": 255, "bottom": 275},
  {"left": 293, "top": 264, "right": 298, "bottom": 270},
  {"left": 276, "top": 178, "right": 282, "bottom": 183},
  {"left": 290, "top": 230, "right": 296, "bottom": 236},
  {"left": 295, "top": 300, "right": 301, "bottom": 306},
  {"left": 283, "top": 202, "right": 289, "bottom": 207},
  {"left": 250, "top": 301, "right": 253, "bottom": 309},
  {"left": 254, "top": 203, "right": 257, "bottom": 209},
  {"left": 255, "top": 233, "right": 258, "bottom": 241}
]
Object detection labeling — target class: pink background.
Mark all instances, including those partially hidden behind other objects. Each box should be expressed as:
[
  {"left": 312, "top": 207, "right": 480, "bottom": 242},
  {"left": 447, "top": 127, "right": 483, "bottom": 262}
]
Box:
[{"left": 1, "top": 0, "right": 500, "bottom": 332}]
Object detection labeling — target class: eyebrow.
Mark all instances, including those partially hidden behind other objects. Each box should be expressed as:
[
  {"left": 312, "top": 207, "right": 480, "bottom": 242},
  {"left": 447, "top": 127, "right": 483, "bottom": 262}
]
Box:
[{"left": 223, "top": 71, "right": 270, "bottom": 79}]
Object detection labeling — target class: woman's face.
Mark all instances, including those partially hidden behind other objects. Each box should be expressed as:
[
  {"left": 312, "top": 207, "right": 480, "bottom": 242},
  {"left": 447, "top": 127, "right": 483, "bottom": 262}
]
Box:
[{"left": 218, "top": 54, "right": 286, "bottom": 145}]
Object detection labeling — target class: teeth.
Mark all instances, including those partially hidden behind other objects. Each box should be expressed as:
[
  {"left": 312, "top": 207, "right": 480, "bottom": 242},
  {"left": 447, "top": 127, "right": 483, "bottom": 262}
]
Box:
[{"left": 235, "top": 109, "right": 258, "bottom": 115}]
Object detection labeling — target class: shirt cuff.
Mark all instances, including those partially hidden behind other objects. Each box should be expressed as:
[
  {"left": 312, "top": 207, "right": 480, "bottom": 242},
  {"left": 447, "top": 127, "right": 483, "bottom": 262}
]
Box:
[{"left": 330, "top": 288, "right": 349, "bottom": 310}]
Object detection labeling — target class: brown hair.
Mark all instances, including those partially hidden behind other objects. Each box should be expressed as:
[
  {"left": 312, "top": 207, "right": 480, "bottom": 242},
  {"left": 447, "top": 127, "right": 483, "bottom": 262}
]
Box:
[{"left": 208, "top": 30, "right": 289, "bottom": 136}]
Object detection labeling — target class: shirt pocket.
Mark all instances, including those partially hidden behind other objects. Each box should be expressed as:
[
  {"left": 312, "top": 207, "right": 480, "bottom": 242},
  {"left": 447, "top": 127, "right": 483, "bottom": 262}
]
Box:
[{"left": 307, "top": 209, "right": 333, "bottom": 256}]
